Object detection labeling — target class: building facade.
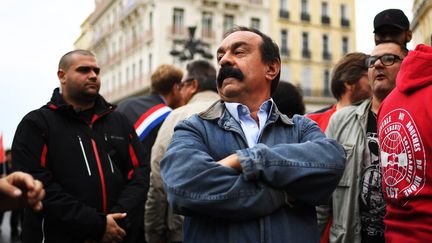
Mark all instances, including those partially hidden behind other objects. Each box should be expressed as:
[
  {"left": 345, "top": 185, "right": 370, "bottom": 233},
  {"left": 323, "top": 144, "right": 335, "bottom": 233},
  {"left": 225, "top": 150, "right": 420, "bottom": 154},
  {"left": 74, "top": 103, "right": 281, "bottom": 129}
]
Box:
[
  {"left": 411, "top": 0, "right": 432, "bottom": 46},
  {"left": 271, "top": 0, "right": 356, "bottom": 110},
  {"left": 76, "top": 0, "right": 355, "bottom": 110},
  {"left": 75, "top": 0, "right": 270, "bottom": 103}
]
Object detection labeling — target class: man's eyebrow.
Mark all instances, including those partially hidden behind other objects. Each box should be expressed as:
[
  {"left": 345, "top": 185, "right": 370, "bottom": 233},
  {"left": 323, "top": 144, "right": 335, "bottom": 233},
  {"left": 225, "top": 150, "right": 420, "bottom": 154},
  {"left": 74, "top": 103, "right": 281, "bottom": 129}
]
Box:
[{"left": 217, "top": 41, "right": 249, "bottom": 54}]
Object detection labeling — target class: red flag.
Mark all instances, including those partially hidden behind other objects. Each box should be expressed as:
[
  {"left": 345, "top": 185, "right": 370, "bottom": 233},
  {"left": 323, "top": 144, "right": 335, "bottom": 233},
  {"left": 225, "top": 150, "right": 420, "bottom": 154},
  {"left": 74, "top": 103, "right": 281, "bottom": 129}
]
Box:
[{"left": 0, "top": 133, "right": 4, "bottom": 163}]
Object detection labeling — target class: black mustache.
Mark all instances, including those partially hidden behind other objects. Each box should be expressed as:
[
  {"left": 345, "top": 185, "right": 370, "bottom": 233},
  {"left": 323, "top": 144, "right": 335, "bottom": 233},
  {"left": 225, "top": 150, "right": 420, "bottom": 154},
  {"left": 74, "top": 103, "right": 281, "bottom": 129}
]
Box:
[{"left": 217, "top": 66, "right": 244, "bottom": 87}]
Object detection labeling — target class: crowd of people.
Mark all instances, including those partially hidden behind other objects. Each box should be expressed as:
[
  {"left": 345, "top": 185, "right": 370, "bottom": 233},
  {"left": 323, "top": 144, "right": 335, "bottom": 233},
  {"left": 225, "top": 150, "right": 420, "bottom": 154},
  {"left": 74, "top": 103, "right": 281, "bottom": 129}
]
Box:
[{"left": 0, "top": 7, "right": 430, "bottom": 243}]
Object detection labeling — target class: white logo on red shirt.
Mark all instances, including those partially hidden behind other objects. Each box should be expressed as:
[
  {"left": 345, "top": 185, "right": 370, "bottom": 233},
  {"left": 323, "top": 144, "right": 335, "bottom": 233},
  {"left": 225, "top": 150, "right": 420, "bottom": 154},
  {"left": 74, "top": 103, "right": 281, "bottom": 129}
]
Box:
[{"left": 379, "top": 109, "right": 426, "bottom": 205}]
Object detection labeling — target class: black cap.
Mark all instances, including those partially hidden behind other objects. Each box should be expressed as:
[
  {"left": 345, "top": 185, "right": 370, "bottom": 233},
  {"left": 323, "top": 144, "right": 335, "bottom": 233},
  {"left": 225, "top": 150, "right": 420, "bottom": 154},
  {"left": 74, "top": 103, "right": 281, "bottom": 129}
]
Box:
[{"left": 373, "top": 9, "right": 410, "bottom": 33}]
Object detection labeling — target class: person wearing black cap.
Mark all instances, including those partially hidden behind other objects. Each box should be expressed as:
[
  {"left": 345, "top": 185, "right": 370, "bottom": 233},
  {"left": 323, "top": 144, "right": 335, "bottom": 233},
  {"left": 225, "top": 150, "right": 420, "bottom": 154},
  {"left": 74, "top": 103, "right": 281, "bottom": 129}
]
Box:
[{"left": 373, "top": 8, "right": 412, "bottom": 46}]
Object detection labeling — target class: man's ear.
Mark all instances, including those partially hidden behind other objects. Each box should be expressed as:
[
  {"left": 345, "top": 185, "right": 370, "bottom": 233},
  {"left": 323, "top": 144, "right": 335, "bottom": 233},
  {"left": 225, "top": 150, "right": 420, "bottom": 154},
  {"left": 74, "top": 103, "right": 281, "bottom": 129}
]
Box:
[
  {"left": 58, "top": 69, "right": 66, "bottom": 84},
  {"left": 189, "top": 79, "right": 199, "bottom": 95},
  {"left": 406, "top": 30, "right": 413, "bottom": 43},
  {"left": 265, "top": 60, "right": 281, "bottom": 81},
  {"left": 344, "top": 81, "right": 354, "bottom": 93}
]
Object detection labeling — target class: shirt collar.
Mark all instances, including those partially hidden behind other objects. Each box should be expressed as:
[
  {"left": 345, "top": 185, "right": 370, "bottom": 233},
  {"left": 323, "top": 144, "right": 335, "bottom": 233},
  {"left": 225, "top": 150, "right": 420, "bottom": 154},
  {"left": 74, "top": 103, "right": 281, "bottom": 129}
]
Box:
[{"left": 225, "top": 99, "right": 274, "bottom": 123}]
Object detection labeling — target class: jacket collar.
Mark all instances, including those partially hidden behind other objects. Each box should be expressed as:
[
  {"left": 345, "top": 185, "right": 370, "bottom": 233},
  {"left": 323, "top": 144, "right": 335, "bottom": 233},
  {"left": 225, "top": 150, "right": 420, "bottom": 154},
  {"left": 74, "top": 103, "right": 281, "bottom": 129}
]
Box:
[
  {"left": 198, "top": 100, "right": 294, "bottom": 126},
  {"left": 355, "top": 98, "right": 373, "bottom": 121},
  {"left": 45, "top": 88, "right": 115, "bottom": 120}
]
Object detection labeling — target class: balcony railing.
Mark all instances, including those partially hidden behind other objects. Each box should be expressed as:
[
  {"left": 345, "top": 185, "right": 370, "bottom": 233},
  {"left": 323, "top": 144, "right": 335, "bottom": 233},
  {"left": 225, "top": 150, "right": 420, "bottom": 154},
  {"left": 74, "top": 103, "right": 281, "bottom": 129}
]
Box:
[
  {"left": 301, "top": 12, "right": 310, "bottom": 22},
  {"left": 341, "top": 18, "right": 350, "bottom": 27},
  {"left": 279, "top": 9, "right": 289, "bottom": 19},
  {"left": 321, "top": 16, "right": 330, "bottom": 25},
  {"left": 280, "top": 47, "right": 290, "bottom": 57},
  {"left": 302, "top": 49, "right": 311, "bottom": 59},
  {"left": 322, "top": 52, "right": 332, "bottom": 60}
]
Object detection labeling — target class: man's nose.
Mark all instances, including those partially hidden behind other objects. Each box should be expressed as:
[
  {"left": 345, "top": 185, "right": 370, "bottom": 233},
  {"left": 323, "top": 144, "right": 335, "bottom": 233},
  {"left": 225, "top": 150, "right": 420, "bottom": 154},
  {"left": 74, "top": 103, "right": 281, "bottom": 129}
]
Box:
[{"left": 219, "top": 53, "right": 234, "bottom": 67}]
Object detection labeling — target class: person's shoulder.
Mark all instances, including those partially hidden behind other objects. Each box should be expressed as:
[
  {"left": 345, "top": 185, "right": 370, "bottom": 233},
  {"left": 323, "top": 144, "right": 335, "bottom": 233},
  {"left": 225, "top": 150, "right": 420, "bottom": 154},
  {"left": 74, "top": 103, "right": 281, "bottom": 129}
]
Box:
[
  {"left": 117, "top": 93, "right": 162, "bottom": 110},
  {"left": 307, "top": 104, "right": 335, "bottom": 116}
]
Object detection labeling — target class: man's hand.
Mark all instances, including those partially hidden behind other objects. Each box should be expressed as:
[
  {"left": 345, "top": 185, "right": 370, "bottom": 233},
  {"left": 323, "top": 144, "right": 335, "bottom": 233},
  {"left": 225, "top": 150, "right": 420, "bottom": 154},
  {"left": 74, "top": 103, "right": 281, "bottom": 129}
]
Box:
[
  {"left": 101, "top": 213, "right": 127, "bottom": 243},
  {"left": 0, "top": 171, "right": 45, "bottom": 211},
  {"left": 218, "top": 154, "right": 242, "bottom": 171}
]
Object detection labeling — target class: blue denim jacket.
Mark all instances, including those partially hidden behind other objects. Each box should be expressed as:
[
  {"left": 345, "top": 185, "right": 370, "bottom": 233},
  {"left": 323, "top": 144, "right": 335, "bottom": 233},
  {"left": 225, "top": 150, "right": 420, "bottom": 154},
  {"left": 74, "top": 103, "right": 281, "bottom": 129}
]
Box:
[{"left": 161, "top": 101, "right": 346, "bottom": 243}]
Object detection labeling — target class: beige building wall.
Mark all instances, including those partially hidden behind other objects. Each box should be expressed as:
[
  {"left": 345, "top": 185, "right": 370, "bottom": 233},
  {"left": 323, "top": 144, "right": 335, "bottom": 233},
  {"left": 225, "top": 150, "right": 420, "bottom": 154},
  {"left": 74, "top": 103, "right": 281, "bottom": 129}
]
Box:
[
  {"left": 270, "top": 0, "right": 356, "bottom": 111},
  {"left": 412, "top": 0, "right": 432, "bottom": 46},
  {"left": 76, "top": 0, "right": 270, "bottom": 103}
]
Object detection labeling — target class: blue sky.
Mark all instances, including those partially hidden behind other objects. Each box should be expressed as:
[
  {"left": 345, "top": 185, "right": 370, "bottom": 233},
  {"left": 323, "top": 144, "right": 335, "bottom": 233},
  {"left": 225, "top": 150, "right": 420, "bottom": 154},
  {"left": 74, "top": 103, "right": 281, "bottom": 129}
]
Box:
[{"left": 0, "top": 0, "right": 413, "bottom": 148}]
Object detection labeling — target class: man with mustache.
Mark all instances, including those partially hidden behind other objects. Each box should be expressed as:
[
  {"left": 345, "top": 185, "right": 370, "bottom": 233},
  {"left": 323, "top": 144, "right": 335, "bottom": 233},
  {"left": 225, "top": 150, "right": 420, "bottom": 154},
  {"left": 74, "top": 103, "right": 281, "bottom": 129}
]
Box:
[
  {"left": 12, "top": 50, "right": 149, "bottom": 243},
  {"left": 160, "top": 26, "right": 346, "bottom": 243},
  {"left": 317, "top": 42, "right": 408, "bottom": 243}
]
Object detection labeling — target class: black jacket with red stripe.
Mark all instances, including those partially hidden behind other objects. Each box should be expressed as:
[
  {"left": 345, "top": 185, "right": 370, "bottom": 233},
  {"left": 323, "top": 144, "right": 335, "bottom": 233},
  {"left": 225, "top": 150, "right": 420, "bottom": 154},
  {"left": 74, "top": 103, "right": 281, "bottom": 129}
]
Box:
[{"left": 12, "top": 88, "right": 150, "bottom": 242}]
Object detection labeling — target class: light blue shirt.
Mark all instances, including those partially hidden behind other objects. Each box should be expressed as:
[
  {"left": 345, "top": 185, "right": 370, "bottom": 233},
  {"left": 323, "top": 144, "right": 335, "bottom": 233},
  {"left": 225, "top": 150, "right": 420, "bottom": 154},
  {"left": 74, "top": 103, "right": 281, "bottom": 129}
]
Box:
[{"left": 225, "top": 99, "right": 273, "bottom": 147}]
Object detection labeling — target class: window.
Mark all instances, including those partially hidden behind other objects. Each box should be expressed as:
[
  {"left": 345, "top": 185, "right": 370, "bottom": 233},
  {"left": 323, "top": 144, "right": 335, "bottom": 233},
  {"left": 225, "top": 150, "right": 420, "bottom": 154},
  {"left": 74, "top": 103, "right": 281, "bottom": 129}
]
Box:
[
  {"left": 148, "top": 53, "right": 153, "bottom": 73},
  {"left": 223, "top": 15, "right": 234, "bottom": 34},
  {"left": 132, "top": 63, "right": 136, "bottom": 81},
  {"left": 302, "top": 32, "right": 311, "bottom": 58},
  {"left": 149, "top": 11, "right": 153, "bottom": 29},
  {"left": 202, "top": 12, "right": 213, "bottom": 38},
  {"left": 112, "top": 41, "right": 116, "bottom": 55},
  {"left": 342, "top": 37, "right": 349, "bottom": 55},
  {"left": 322, "top": 34, "right": 331, "bottom": 60},
  {"left": 139, "top": 59, "right": 143, "bottom": 78},
  {"left": 280, "top": 29, "right": 289, "bottom": 56},
  {"left": 173, "top": 8, "right": 184, "bottom": 34},
  {"left": 323, "top": 69, "right": 331, "bottom": 97},
  {"left": 279, "top": 0, "right": 289, "bottom": 19},
  {"left": 118, "top": 71, "right": 122, "bottom": 86},
  {"left": 321, "top": 2, "right": 330, "bottom": 24},
  {"left": 341, "top": 4, "right": 350, "bottom": 27},
  {"left": 119, "top": 36, "right": 123, "bottom": 52},
  {"left": 126, "top": 67, "right": 129, "bottom": 82},
  {"left": 301, "top": 0, "right": 310, "bottom": 21},
  {"left": 251, "top": 18, "right": 260, "bottom": 30},
  {"left": 281, "top": 64, "right": 291, "bottom": 82},
  {"left": 111, "top": 74, "right": 116, "bottom": 91},
  {"left": 302, "top": 67, "right": 312, "bottom": 96}
]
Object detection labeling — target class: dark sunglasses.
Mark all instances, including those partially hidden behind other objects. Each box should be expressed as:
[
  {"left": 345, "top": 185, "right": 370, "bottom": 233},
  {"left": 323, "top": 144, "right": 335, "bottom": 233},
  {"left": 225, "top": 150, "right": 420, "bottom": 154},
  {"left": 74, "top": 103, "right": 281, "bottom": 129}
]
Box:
[{"left": 366, "top": 54, "right": 403, "bottom": 68}]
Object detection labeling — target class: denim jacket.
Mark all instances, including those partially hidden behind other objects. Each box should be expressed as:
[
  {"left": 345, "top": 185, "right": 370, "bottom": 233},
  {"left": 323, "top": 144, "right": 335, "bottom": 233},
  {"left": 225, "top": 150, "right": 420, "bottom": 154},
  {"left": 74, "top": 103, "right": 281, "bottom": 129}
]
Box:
[{"left": 161, "top": 100, "right": 346, "bottom": 243}]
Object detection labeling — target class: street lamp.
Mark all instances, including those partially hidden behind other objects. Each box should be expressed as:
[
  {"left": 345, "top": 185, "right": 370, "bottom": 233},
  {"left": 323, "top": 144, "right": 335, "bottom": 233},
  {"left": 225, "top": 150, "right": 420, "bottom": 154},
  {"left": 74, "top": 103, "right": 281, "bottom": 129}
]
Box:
[{"left": 170, "top": 26, "right": 213, "bottom": 62}]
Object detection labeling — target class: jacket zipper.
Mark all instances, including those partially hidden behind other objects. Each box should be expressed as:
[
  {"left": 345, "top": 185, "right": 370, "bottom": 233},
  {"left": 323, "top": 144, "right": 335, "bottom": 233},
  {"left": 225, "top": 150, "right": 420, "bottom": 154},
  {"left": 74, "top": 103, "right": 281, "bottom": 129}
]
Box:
[
  {"left": 91, "top": 139, "right": 108, "bottom": 214},
  {"left": 107, "top": 154, "right": 114, "bottom": 173},
  {"left": 77, "top": 135, "right": 92, "bottom": 176},
  {"left": 41, "top": 217, "right": 46, "bottom": 243},
  {"left": 104, "top": 133, "right": 114, "bottom": 173}
]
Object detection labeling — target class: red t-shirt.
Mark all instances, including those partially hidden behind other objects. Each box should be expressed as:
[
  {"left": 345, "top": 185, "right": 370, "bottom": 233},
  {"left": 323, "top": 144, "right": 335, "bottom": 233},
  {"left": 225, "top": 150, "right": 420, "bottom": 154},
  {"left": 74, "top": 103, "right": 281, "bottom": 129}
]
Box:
[{"left": 306, "top": 104, "right": 337, "bottom": 132}]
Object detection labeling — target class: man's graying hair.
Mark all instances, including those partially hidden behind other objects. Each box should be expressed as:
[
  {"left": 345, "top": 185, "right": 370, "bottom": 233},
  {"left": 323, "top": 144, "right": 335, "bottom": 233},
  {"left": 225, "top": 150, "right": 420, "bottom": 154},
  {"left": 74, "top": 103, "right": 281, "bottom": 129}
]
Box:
[
  {"left": 224, "top": 26, "right": 281, "bottom": 93},
  {"left": 186, "top": 60, "right": 217, "bottom": 92},
  {"left": 59, "top": 50, "right": 95, "bottom": 70}
]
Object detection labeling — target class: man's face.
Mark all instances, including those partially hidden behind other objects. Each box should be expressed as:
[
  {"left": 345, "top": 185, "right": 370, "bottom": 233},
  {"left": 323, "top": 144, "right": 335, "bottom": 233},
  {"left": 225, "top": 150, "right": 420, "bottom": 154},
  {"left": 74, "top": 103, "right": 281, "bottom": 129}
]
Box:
[
  {"left": 215, "top": 31, "right": 275, "bottom": 103},
  {"left": 350, "top": 73, "right": 372, "bottom": 103},
  {"left": 367, "top": 42, "right": 405, "bottom": 101},
  {"left": 179, "top": 72, "right": 196, "bottom": 104},
  {"left": 58, "top": 53, "right": 101, "bottom": 103},
  {"left": 374, "top": 26, "right": 412, "bottom": 45}
]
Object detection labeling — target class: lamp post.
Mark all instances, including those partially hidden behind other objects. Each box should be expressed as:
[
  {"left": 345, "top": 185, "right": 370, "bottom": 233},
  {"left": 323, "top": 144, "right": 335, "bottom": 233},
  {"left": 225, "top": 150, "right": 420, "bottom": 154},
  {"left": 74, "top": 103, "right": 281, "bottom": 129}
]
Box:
[{"left": 170, "top": 26, "right": 213, "bottom": 62}]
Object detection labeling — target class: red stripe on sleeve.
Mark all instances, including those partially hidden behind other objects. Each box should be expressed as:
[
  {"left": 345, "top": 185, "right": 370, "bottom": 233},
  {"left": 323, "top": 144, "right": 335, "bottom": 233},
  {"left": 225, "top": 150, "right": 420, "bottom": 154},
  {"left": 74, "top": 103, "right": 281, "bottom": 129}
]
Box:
[
  {"left": 129, "top": 144, "right": 140, "bottom": 168},
  {"left": 127, "top": 170, "right": 134, "bottom": 180},
  {"left": 41, "top": 144, "right": 48, "bottom": 167}
]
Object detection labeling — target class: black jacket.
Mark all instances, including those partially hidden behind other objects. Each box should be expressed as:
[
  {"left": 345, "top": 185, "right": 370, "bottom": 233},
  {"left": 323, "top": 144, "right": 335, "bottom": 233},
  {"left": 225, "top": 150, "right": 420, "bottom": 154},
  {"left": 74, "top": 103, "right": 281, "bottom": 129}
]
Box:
[{"left": 12, "top": 88, "right": 150, "bottom": 242}]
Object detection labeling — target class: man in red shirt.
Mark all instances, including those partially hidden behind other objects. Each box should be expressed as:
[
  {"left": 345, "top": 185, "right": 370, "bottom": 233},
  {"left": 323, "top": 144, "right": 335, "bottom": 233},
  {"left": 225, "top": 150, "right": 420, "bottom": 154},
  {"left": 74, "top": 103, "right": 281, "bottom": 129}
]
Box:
[
  {"left": 377, "top": 44, "right": 432, "bottom": 242},
  {"left": 307, "top": 52, "right": 371, "bottom": 131}
]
